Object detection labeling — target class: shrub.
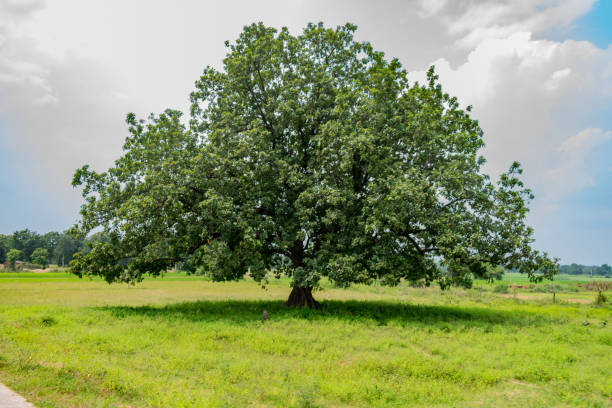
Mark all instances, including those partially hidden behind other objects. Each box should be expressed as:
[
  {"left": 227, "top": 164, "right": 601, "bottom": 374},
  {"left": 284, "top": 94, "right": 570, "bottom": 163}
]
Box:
[
  {"left": 493, "top": 283, "right": 509, "bottom": 294},
  {"left": 532, "top": 283, "right": 578, "bottom": 293},
  {"left": 596, "top": 291, "right": 608, "bottom": 305}
]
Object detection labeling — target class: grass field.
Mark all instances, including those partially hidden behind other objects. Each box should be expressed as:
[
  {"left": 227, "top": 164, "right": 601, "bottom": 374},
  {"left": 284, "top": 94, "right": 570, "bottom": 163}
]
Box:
[{"left": 0, "top": 271, "right": 610, "bottom": 407}]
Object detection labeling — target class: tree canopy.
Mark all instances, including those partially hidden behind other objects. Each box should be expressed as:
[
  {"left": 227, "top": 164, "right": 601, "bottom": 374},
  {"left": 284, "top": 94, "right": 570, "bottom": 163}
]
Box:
[
  {"left": 7, "top": 249, "right": 21, "bottom": 270},
  {"left": 31, "top": 248, "right": 49, "bottom": 269},
  {"left": 11, "top": 229, "right": 43, "bottom": 262},
  {"left": 0, "top": 230, "right": 83, "bottom": 267},
  {"left": 559, "top": 264, "right": 612, "bottom": 277},
  {"left": 0, "top": 238, "right": 6, "bottom": 264},
  {"left": 70, "top": 22, "right": 557, "bottom": 307}
]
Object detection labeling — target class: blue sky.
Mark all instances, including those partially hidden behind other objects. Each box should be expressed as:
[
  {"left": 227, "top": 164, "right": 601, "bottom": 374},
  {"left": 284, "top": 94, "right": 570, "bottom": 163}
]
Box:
[
  {"left": 0, "top": 0, "right": 611, "bottom": 265},
  {"left": 571, "top": 0, "right": 612, "bottom": 48},
  {"left": 568, "top": 0, "right": 612, "bottom": 263},
  {"left": 541, "top": 0, "right": 612, "bottom": 264},
  {"left": 0, "top": 120, "right": 76, "bottom": 232}
]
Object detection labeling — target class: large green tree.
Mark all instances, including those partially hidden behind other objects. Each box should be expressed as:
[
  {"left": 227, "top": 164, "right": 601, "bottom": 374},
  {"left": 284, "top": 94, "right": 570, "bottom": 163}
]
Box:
[
  {"left": 0, "top": 237, "right": 7, "bottom": 264},
  {"left": 54, "top": 233, "right": 82, "bottom": 266},
  {"left": 31, "top": 248, "right": 49, "bottom": 270},
  {"left": 11, "top": 229, "right": 42, "bottom": 262},
  {"left": 7, "top": 249, "right": 21, "bottom": 270},
  {"left": 71, "top": 22, "right": 557, "bottom": 307},
  {"left": 42, "top": 231, "right": 61, "bottom": 259}
]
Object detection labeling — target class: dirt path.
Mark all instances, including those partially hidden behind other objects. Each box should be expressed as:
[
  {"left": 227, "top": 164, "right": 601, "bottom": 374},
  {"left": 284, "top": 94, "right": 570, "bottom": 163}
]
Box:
[{"left": 0, "top": 383, "right": 35, "bottom": 408}]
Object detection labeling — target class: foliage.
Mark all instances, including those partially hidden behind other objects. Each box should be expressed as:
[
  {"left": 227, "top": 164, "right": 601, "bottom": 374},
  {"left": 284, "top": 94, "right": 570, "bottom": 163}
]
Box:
[
  {"left": 0, "top": 229, "right": 85, "bottom": 267},
  {"left": 41, "top": 231, "right": 61, "bottom": 258},
  {"left": 532, "top": 283, "right": 579, "bottom": 293},
  {"left": 10, "top": 229, "right": 42, "bottom": 262},
  {"left": 81, "top": 231, "right": 110, "bottom": 254},
  {"left": 559, "top": 263, "right": 612, "bottom": 277},
  {"left": 6, "top": 248, "right": 21, "bottom": 270},
  {"left": 70, "top": 22, "right": 557, "bottom": 306},
  {"left": 596, "top": 291, "right": 608, "bottom": 305},
  {"left": 492, "top": 283, "right": 509, "bottom": 294},
  {"left": 484, "top": 265, "right": 505, "bottom": 281},
  {"left": 31, "top": 248, "right": 49, "bottom": 269},
  {"left": 0, "top": 238, "right": 6, "bottom": 263},
  {"left": 53, "top": 234, "right": 81, "bottom": 266},
  {"left": 587, "top": 281, "right": 611, "bottom": 305}
]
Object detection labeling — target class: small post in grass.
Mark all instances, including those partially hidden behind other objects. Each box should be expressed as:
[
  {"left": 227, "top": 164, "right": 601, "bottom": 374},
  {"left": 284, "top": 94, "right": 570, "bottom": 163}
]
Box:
[{"left": 552, "top": 284, "right": 556, "bottom": 304}]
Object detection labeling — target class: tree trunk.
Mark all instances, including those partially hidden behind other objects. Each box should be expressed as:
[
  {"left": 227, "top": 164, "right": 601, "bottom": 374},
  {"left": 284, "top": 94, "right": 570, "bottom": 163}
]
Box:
[{"left": 285, "top": 286, "right": 320, "bottom": 309}]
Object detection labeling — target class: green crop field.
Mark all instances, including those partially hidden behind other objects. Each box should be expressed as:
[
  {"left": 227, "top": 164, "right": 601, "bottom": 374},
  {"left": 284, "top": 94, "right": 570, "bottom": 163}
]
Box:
[{"left": 0, "top": 271, "right": 610, "bottom": 407}]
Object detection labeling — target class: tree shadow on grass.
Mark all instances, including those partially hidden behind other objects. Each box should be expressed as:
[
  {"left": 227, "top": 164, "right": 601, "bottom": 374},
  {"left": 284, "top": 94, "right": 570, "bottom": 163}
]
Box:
[{"left": 97, "top": 299, "right": 555, "bottom": 328}]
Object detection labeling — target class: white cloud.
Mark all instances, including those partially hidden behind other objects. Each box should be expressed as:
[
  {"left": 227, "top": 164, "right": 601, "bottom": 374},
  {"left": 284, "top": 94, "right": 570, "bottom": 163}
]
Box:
[
  {"left": 0, "top": 7, "right": 60, "bottom": 111},
  {"left": 0, "top": 0, "right": 131, "bottom": 219},
  {"left": 408, "top": 30, "right": 612, "bottom": 203},
  {"left": 544, "top": 67, "right": 572, "bottom": 91},
  {"left": 0, "top": 0, "right": 610, "bottom": 244},
  {"left": 417, "top": 0, "right": 597, "bottom": 48},
  {"left": 558, "top": 127, "right": 611, "bottom": 154},
  {"left": 544, "top": 128, "right": 612, "bottom": 199},
  {"left": 417, "top": 0, "right": 448, "bottom": 18},
  {"left": 0, "top": 0, "right": 44, "bottom": 19},
  {"left": 0, "top": 0, "right": 460, "bottom": 211}
]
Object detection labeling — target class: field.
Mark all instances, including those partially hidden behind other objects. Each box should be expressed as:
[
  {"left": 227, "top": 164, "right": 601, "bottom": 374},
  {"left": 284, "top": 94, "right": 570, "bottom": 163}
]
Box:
[{"left": 0, "top": 272, "right": 610, "bottom": 407}]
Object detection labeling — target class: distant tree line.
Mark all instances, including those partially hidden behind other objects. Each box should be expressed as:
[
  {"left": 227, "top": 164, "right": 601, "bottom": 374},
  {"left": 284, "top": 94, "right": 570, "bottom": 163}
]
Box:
[
  {"left": 558, "top": 263, "right": 612, "bottom": 277},
  {"left": 0, "top": 229, "right": 106, "bottom": 269},
  {"left": 0, "top": 228, "right": 608, "bottom": 278}
]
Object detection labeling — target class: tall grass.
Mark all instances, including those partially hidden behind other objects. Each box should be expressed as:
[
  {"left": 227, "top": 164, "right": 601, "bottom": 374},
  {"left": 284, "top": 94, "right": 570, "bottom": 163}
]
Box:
[{"left": 0, "top": 273, "right": 610, "bottom": 407}]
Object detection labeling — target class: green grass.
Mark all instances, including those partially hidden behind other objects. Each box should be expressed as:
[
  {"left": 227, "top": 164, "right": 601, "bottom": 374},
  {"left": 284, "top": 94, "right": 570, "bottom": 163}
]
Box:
[{"left": 0, "top": 273, "right": 610, "bottom": 407}]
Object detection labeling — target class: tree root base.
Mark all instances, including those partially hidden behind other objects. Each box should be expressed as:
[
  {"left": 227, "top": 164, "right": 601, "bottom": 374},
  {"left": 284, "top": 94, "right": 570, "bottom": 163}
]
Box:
[{"left": 285, "top": 286, "right": 320, "bottom": 309}]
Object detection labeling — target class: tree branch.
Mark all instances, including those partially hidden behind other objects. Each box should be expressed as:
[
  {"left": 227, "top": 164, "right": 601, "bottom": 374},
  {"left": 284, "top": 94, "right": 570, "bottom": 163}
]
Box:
[{"left": 404, "top": 234, "right": 425, "bottom": 256}]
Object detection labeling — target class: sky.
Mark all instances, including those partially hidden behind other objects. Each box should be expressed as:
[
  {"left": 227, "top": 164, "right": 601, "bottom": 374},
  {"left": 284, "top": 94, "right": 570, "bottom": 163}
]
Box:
[{"left": 0, "top": 0, "right": 611, "bottom": 265}]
